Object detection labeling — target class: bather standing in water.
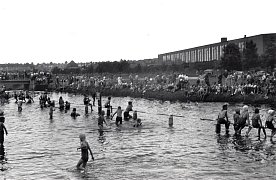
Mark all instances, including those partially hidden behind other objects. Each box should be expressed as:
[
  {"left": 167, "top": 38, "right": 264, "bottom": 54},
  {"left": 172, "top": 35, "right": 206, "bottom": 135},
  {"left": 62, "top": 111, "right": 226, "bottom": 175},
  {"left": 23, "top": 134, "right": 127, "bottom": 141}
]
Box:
[
  {"left": 76, "top": 134, "right": 94, "bottom": 170},
  {"left": 0, "top": 111, "right": 8, "bottom": 146},
  {"left": 265, "top": 110, "right": 276, "bottom": 141}
]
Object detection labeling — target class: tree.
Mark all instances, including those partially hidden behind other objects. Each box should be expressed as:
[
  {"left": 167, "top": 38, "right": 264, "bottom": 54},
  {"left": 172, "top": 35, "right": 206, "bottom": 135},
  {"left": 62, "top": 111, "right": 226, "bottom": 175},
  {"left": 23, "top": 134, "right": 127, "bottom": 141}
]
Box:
[
  {"left": 242, "top": 40, "right": 259, "bottom": 70},
  {"left": 264, "top": 37, "right": 276, "bottom": 72},
  {"left": 221, "top": 43, "right": 242, "bottom": 71}
]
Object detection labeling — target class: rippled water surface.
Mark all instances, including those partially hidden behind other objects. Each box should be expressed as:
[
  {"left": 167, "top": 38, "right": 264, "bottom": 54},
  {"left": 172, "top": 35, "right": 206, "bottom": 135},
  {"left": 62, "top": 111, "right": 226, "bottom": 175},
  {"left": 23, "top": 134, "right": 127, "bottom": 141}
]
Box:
[{"left": 1, "top": 92, "right": 276, "bottom": 179}]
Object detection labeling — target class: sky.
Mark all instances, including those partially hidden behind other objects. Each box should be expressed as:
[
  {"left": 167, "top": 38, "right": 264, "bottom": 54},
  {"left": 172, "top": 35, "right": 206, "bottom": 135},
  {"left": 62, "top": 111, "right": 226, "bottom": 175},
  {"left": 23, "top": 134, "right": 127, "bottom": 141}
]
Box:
[{"left": 0, "top": 0, "right": 275, "bottom": 64}]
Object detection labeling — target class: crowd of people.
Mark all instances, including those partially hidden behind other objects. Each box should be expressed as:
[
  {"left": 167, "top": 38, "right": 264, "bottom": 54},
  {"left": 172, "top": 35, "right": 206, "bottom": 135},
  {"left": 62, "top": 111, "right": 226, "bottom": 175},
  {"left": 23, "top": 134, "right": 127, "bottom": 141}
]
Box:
[{"left": 216, "top": 103, "right": 276, "bottom": 141}]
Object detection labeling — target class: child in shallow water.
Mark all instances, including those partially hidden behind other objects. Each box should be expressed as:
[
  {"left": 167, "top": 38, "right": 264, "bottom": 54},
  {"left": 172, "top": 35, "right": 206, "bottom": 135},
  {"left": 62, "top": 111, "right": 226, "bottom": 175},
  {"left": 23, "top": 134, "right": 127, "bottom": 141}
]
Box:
[{"left": 76, "top": 134, "right": 94, "bottom": 170}]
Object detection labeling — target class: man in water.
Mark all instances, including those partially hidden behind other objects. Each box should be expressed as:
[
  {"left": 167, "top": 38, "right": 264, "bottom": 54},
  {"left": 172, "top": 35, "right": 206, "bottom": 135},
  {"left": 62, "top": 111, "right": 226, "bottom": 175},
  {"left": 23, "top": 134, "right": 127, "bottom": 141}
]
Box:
[
  {"left": 216, "top": 103, "right": 230, "bottom": 134},
  {"left": 124, "top": 101, "right": 133, "bottom": 121}
]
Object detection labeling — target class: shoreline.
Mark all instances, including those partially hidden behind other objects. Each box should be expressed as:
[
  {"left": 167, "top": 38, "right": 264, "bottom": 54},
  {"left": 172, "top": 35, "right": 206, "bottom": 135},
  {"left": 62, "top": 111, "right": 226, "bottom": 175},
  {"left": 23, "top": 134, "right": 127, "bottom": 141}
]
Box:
[{"left": 50, "top": 87, "right": 276, "bottom": 107}]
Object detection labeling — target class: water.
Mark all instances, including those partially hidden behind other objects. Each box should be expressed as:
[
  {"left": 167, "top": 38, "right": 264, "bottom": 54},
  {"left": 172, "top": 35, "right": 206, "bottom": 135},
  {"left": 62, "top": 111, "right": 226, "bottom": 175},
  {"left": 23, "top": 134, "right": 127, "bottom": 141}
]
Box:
[{"left": 1, "top": 92, "right": 276, "bottom": 179}]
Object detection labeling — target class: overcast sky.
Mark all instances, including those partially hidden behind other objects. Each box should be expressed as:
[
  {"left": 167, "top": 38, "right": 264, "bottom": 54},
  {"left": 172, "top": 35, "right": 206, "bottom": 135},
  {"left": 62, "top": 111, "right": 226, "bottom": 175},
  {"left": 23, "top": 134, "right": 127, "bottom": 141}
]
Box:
[{"left": 0, "top": 0, "right": 275, "bottom": 64}]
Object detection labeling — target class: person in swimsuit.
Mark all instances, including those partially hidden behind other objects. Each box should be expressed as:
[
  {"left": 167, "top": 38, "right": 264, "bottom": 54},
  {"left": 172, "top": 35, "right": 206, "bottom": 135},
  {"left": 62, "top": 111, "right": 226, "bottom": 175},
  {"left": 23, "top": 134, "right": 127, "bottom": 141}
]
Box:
[
  {"left": 216, "top": 104, "right": 230, "bottom": 134},
  {"left": 247, "top": 108, "right": 266, "bottom": 139},
  {"left": 104, "top": 97, "right": 112, "bottom": 118},
  {"left": 98, "top": 110, "right": 107, "bottom": 130},
  {"left": 236, "top": 105, "right": 250, "bottom": 135},
  {"left": 71, "top": 108, "right": 80, "bottom": 118},
  {"left": 124, "top": 101, "right": 133, "bottom": 121},
  {"left": 76, "top": 134, "right": 94, "bottom": 170},
  {"left": 112, "top": 106, "right": 123, "bottom": 126},
  {"left": 265, "top": 110, "right": 276, "bottom": 141},
  {"left": 169, "top": 115, "right": 173, "bottom": 127},
  {"left": 233, "top": 108, "right": 241, "bottom": 135}
]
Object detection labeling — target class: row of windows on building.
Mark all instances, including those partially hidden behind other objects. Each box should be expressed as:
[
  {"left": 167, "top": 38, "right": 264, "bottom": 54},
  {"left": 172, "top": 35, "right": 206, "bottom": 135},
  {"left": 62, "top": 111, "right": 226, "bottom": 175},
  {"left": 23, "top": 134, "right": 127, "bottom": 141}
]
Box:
[{"left": 161, "top": 42, "right": 245, "bottom": 63}]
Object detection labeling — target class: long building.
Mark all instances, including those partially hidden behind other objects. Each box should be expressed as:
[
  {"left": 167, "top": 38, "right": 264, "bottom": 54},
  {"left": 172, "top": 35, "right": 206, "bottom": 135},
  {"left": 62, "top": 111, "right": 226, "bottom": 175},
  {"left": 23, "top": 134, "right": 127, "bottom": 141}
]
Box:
[{"left": 158, "top": 33, "right": 276, "bottom": 64}]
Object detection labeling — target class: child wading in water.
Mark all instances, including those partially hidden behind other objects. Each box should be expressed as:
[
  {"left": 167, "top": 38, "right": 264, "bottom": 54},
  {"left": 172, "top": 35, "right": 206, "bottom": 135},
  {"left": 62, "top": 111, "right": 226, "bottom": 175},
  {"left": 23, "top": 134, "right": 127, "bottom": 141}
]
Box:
[
  {"left": 76, "top": 134, "right": 94, "bottom": 170},
  {"left": 112, "top": 106, "right": 123, "bottom": 126}
]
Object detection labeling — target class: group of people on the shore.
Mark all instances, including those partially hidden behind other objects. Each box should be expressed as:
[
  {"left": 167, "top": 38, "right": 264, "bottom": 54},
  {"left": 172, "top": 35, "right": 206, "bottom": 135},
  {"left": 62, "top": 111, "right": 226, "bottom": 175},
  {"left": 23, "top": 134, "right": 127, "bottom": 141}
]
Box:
[{"left": 216, "top": 103, "right": 276, "bottom": 141}]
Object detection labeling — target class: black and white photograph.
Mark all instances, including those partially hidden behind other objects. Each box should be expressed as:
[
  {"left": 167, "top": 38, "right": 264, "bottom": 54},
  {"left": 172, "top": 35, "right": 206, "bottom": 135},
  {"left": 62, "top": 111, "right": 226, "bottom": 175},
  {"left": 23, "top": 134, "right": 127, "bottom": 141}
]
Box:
[{"left": 0, "top": 0, "right": 276, "bottom": 179}]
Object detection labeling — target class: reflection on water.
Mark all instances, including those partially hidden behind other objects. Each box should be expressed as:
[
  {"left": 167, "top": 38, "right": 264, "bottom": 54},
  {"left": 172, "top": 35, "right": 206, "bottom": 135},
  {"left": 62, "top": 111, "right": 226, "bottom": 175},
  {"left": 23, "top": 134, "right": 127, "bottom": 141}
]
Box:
[{"left": 0, "top": 92, "right": 276, "bottom": 179}]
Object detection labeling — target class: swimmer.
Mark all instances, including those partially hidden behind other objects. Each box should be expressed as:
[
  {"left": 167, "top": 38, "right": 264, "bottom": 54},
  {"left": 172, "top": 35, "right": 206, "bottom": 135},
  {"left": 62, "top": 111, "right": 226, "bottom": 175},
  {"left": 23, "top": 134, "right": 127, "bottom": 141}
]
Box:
[
  {"left": 133, "top": 118, "right": 142, "bottom": 127},
  {"left": 76, "top": 134, "right": 94, "bottom": 170},
  {"left": 59, "top": 96, "right": 65, "bottom": 110},
  {"left": 98, "top": 110, "right": 108, "bottom": 130},
  {"left": 237, "top": 105, "right": 250, "bottom": 136},
  {"left": 18, "top": 100, "right": 23, "bottom": 112},
  {"left": 112, "top": 106, "right": 123, "bottom": 126},
  {"left": 233, "top": 108, "right": 241, "bottom": 135},
  {"left": 104, "top": 97, "right": 112, "bottom": 118},
  {"left": 124, "top": 101, "right": 133, "bottom": 121},
  {"left": 216, "top": 103, "right": 230, "bottom": 134},
  {"left": 247, "top": 108, "right": 266, "bottom": 139},
  {"left": 65, "top": 101, "right": 70, "bottom": 111},
  {"left": 169, "top": 115, "right": 173, "bottom": 127},
  {"left": 0, "top": 111, "right": 8, "bottom": 145},
  {"left": 133, "top": 110, "right": 138, "bottom": 121},
  {"left": 71, "top": 108, "right": 80, "bottom": 118},
  {"left": 49, "top": 103, "right": 55, "bottom": 119}
]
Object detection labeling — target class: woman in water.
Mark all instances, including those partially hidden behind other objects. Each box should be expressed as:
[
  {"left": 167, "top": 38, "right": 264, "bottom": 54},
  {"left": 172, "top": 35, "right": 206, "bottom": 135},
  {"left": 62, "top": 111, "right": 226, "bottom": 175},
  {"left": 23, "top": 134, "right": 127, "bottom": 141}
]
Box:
[{"left": 76, "top": 134, "right": 94, "bottom": 170}]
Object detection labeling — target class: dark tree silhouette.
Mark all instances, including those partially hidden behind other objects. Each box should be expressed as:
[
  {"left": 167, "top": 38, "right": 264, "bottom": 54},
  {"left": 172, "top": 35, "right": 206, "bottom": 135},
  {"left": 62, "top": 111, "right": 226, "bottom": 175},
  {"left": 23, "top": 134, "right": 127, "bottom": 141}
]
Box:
[
  {"left": 242, "top": 40, "right": 259, "bottom": 70},
  {"left": 221, "top": 43, "right": 242, "bottom": 71}
]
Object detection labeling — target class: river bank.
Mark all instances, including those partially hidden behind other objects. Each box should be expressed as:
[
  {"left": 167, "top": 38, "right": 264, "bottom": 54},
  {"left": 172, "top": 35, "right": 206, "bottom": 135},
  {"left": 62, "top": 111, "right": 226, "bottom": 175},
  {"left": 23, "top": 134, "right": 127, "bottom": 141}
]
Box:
[{"left": 52, "top": 86, "right": 276, "bottom": 107}]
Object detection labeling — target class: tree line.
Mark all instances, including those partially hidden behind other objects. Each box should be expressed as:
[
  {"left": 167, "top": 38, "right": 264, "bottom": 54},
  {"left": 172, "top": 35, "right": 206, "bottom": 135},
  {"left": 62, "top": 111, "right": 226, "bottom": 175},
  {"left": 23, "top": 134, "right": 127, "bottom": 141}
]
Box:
[{"left": 221, "top": 37, "right": 276, "bottom": 72}]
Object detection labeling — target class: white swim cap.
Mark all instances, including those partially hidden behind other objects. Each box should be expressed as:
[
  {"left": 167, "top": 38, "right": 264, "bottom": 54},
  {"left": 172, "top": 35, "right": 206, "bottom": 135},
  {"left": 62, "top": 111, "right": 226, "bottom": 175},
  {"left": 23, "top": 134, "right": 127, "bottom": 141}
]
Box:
[
  {"left": 268, "top": 110, "right": 275, "bottom": 115},
  {"left": 243, "top": 105, "right": 249, "bottom": 111}
]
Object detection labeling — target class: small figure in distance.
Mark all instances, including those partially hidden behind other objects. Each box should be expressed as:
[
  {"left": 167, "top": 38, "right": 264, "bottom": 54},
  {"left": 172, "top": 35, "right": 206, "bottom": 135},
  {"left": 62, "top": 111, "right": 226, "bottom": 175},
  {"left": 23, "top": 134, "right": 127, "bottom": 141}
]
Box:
[
  {"left": 65, "top": 101, "right": 70, "bottom": 112},
  {"left": 18, "top": 100, "right": 23, "bottom": 112},
  {"left": 124, "top": 101, "right": 133, "bottom": 121},
  {"left": 133, "top": 118, "right": 142, "bottom": 127},
  {"left": 76, "top": 134, "right": 94, "bottom": 171},
  {"left": 112, "top": 106, "right": 123, "bottom": 126},
  {"left": 133, "top": 110, "right": 138, "bottom": 121},
  {"left": 265, "top": 110, "right": 276, "bottom": 141},
  {"left": 169, "top": 115, "right": 173, "bottom": 127},
  {"left": 0, "top": 110, "right": 8, "bottom": 146},
  {"left": 49, "top": 103, "right": 55, "bottom": 119},
  {"left": 71, "top": 108, "right": 80, "bottom": 118},
  {"left": 98, "top": 110, "right": 108, "bottom": 130}
]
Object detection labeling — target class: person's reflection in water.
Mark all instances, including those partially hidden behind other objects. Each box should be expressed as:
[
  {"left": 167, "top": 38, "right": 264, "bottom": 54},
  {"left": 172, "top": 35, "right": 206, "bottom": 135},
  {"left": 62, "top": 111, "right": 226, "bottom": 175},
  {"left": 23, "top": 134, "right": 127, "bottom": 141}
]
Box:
[
  {"left": 98, "top": 129, "right": 106, "bottom": 143},
  {"left": 232, "top": 135, "right": 253, "bottom": 152}
]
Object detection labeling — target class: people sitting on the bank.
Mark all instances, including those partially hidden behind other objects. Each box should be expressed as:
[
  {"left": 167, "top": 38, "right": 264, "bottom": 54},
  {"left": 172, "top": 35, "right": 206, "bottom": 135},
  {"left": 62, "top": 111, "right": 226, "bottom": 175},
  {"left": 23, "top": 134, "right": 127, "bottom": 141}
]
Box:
[
  {"left": 59, "top": 96, "right": 65, "bottom": 110},
  {"left": 71, "top": 108, "right": 80, "bottom": 118},
  {"left": 124, "top": 101, "right": 133, "bottom": 120},
  {"left": 104, "top": 97, "right": 112, "bottom": 118},
  {"left": 112, "top": 106, "right": 123, "bottom": 126},
  {"left": 265, "top": 110, "right": 276, "bottom": 141},
  {"left": 246, "top": 108, "right": 266, "bottom": 139},
  {"left": 133, "top": 118, "right": 142, "bottom": 127},
  {"left": 216, "top": 103, "right": 230, "bottom": 134}
]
